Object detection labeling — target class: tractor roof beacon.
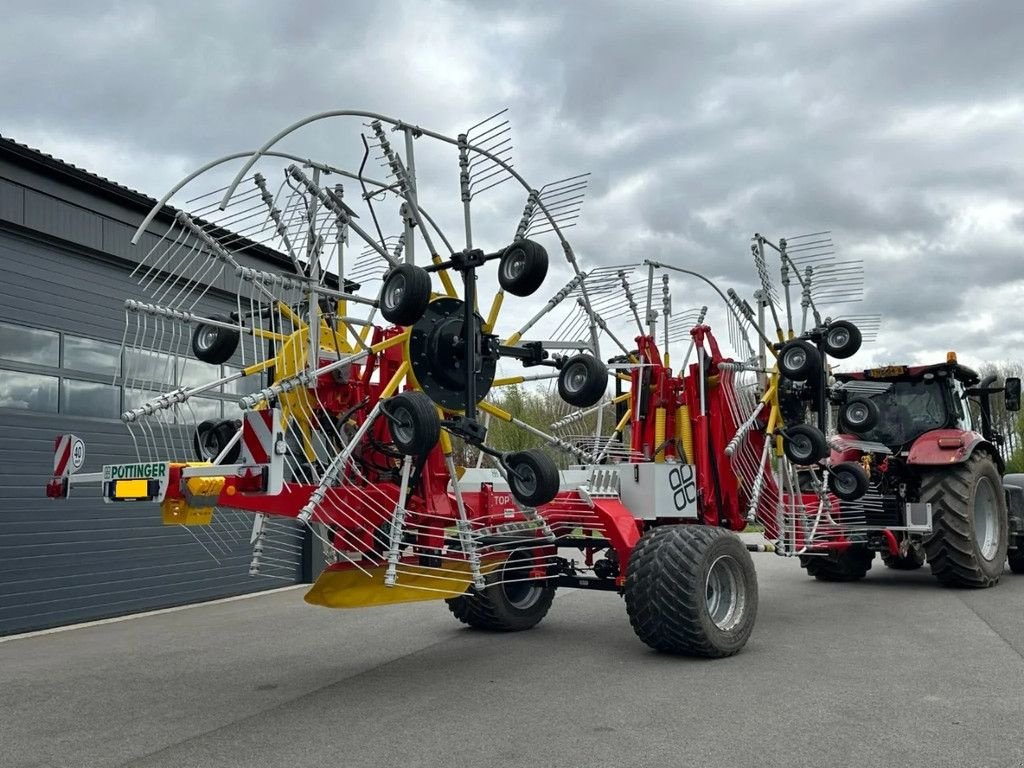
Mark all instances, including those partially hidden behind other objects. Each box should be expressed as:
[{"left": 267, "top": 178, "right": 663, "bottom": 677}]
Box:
[{"left": 816, "top": 357, "right": 1024, "bottom": 587}]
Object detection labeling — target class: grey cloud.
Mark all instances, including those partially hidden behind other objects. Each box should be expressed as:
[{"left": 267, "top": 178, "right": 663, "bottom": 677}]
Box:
[{"left": 2, "top": 0, "right": 1023, "bottom": 368}]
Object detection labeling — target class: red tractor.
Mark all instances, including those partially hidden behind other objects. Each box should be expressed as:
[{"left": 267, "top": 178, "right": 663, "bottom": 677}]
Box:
[{"left": 799, "top": 356, "right": 1024, "bottom": 586}]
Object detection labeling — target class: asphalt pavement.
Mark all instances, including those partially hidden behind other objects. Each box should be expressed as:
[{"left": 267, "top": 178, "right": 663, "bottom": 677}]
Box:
[{"left": 2, "top": 552, "right": 1023, "bottom": 768}]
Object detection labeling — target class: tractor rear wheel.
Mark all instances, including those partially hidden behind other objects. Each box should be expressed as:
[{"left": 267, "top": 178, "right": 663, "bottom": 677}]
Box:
[
  {"left": 799, "top": 546, "right": 874, "bottom": 581},
  {"left": 922, "top": 453, "right": 1008, "bottom": 588},
  {"left": 445, "top": 549, "right": 555, "bottom": 632},
  {"left": 624, "top": 525, "right": 758, "bottom": 658}
]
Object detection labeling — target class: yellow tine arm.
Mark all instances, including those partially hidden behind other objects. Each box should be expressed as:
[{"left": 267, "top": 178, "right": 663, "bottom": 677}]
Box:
[{"left": 483, "top": 291, "right": 504, "bottom": 333}]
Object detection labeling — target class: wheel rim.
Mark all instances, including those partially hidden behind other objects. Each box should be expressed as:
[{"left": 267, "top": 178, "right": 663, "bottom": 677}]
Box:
[
  {"left": 500, "top": 551, "right": 543, "bottom": 609},
  {"left": 974, "top": 476, "right": 999, "bottom": 560},
  {"left": 845, "top": 402, "right": 869, "bottom": 426},
  {"left": 828, "top": 327, "right": 850, "bottom": 349},
  {"left": 384, "top": 274, "right": 406, "bottom": 309},
  {"left": 200, "top": 430, "right": 220, "bottom": 459},
  {"left": 197, "top": 326, "right": 218, "bottom": 351},
  {"left": 564, "top": 362, "right": 587, "bottom": 393},
  {"left": 834, "top": 471, "right": 858, "bottom": 496},
  {"left": 512, "top": 463, "right": 537, "bottom": 497},
  {"left": 789, "top": 434, "right": 812, "bottom": 462},
  {"left": 705, "top": 555, "right": 746, "bottom": 631},
  {"left": 784, "top": 346, "right": 807, "bottom": 371},
  {"left": 391, "top": 405, "right": 414, "bottom": 445},
  {"left": 502, "top": 250, "right": 526, "bottom": 281}
]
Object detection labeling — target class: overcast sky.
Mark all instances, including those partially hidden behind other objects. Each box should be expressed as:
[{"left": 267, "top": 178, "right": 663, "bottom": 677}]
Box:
[{"left": 3, "top": 0, "right": 1023, "bottom": 369}]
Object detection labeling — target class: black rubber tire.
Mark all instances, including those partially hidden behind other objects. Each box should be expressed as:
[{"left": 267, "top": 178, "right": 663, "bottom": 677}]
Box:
[
  {"left": 386, "top": 391, "right": 441, "bottom": 456},
  {"left": 839, "top": 397, "right": 879, "bottom": 434},
  {"left": 782, "top": 423, "right": 828, "bottom": 465},
  {"left": 445, "top": 549, "right": 555, "bottom": 631},
  {"left": 192, "top": 314, "right": 239, "bottom": 365},
  {"left": 506, "top": 449, "right": 560, "bottom": 507},
  {"left": 624, "top": 525, "right": 758, "bottom": 658},
  {"left": 1009, "top": 550, "right": 1024, "bottom": 574},
  {"left": 498, "top": 238, "right": 548, "bottom": 297},
  {"left": 192, "top": 418, "right": 241, "bottom": 464},
  {"left": 379, "top": 264, "right": 432, "bottom": 326},
  {"left": 821, "top": 320, "right": 862, "bottom": 359},
  {"left": 799, "top": 546, "right": 874, "bottom": 582},
  {"left": 777, "top": 340, "right": 821, "bottom": 382},
  {"left": 882, "top": 541, "right": 926, "bottom": 570},
  {"left": 557, "top": 354, "right": 608, "bottom": 407},
  {"left": 922, "top": 452, "right": 1009, "bottom": 588},
  {"left": 828, "top": 461, "right": 869, "bottom": 501}
]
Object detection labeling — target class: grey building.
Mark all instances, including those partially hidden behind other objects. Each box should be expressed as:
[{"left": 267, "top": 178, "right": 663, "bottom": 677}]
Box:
[{"left": 0, "top": 137, "right": 306, "bottom": 636}]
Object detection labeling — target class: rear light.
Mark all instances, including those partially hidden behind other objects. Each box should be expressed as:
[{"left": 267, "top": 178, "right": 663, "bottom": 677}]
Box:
[{"left": 937, "top": 436, "right": 963, "bottom": 449}]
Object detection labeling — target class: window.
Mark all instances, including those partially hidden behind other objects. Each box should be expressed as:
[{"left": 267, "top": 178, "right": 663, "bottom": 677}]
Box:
[
  {"left": 179, "top": 358, "right": 215, "bottom": 390},
  {"left": 0, "top": 321, "right": 59, "bottom": 366},
  {"left": 62, "top": 379, "right": 121, "bottom": 419},
  {"left": 0, "top": 370, "right": 58, "bottom": 412},
  {"left": 187, "top": 397, "right": 222, "bottom": 422},
  {"left": 64, "top": 335, "right": 121, "bottom": 376},
  {"left": 223, "top": 365, "right": 264, "bottom": 396},
  {"left": 124, "top": 349, "right": 176, "bottom": 386}
]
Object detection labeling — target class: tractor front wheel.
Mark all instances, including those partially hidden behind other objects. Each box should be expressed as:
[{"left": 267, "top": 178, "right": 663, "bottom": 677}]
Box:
[
  {"left": 799, "top": 546, "right": 874, "bottom": 581},
  {"left": 624, "top": 525, "right": 758, "bottom": 658},
  {"left": 922, "top": 453, "right": 1008, "bottom": 588},
  {"left": 445, "top": 549, "right": 555, "bottom": 632}
]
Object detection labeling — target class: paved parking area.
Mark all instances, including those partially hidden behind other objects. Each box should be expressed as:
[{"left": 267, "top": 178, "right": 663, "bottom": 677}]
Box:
[{"left": 2, "top": 553, "right": 1023, "bottom": 768}]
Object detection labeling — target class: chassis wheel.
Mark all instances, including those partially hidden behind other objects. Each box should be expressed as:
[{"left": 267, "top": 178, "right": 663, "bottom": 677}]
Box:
[
  {"left": 498, "top": 238, "right": 548, "bottom": 297},
  {"left": 922, "top": 452, "right": 1009, "bottom": 588},
  {"left": 882, "top": 540, "right": 926, "bottom": 570},
  {"left": 799, "top": 546, "right": 874, "bottom": 582},
  {"left": 385, "top": 391, "right": 441, "bottom": 456},
  {"left": 821, "top": 320, "right": 862, "bottom": 359},
  {"left": 557, "top": 354, "right": 608, "bottom": 407},
  {"left": 839, "top": 397, "right": 879, "bottom": 434},
  {"left": 828, "top": 462, "right": 869, "bottom": 501},
  {"left": 445, "top": 549, "right": 555, "bottom": 631},
  {"left": 192, "top": 314, "right": 239, "bottom": 365},
  {"left": 782, "top": 424, "right": 828, "bottom": 465},
  {"left": 379, "top": 263, "right": 432, "bottom": 326},
  {"left": 193, "top": 418, "right": 241, "bottom": 463},
  {"left": 624, "top": 525, "right": 758, "bottom": 658},
  {"left": 777, "top": 339, "right": 820, "bottom": 382},
  {"left": 506, "top": 449, "right": 560, "bottom": 507}
]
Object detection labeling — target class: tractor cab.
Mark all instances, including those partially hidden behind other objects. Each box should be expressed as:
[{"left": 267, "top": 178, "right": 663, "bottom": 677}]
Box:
[
  {"left": 834, "top": 355, "right": 1020, "bottom": 453},
  {"left": 836, "top": 358, "right": 980, "bottom": 450}
]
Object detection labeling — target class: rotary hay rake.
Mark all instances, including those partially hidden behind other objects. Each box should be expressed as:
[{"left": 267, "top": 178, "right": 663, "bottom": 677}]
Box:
[{"left": 44, "top": 108, "right": 889, "bottom": 657}]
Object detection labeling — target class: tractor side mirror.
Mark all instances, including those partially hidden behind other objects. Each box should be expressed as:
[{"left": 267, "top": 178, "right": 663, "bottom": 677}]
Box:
[{"left": 1005, "top": 377, "right": 1021, "bottom": 412}]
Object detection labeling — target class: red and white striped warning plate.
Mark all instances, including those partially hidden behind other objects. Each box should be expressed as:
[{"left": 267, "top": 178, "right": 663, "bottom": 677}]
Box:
[
  {"left": 53, "top": 434, "right": 85, "bottom": 477},
  {"left": 241, "top": 411, "right": 275, "bottom": 465}
]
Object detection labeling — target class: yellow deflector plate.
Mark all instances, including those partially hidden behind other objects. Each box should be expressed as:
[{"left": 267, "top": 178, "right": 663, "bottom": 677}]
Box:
[{"left": 304, "top": 560, "right": 499, "bottom": 609}]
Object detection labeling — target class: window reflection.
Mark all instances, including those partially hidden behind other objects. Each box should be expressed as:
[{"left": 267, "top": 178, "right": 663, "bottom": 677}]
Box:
[
  {"left": 123, "top": 350, "right": 176, "bottom": 386},
  {"left": 187, "top": 397, "right": 222, "bottom": 422},
  {"left": 62, "top": 379, "right": 120, "bottom": 418},
  {"left": 0, "top": 370, "right": 58, "bottom": 412},
  {"left": 0, "top": 321, "right": 59, "bottom": 367},
  {"left": 179, "top": 358, "right": 216, "bottom": 390},
  {"left": 222, "top": 366, "right": 263, "bottom": 395},
  {"left": 64, "top": 336, "right": 121, "bottom": 376}
]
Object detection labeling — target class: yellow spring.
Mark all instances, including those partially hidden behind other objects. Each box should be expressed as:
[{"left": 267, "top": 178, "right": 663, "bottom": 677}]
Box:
[
  {"left": 677, "top": 405, "right": 693, "bottom": 463},
  {"left": 654, "top": 407, "right": 667, "bottom": 463}
]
